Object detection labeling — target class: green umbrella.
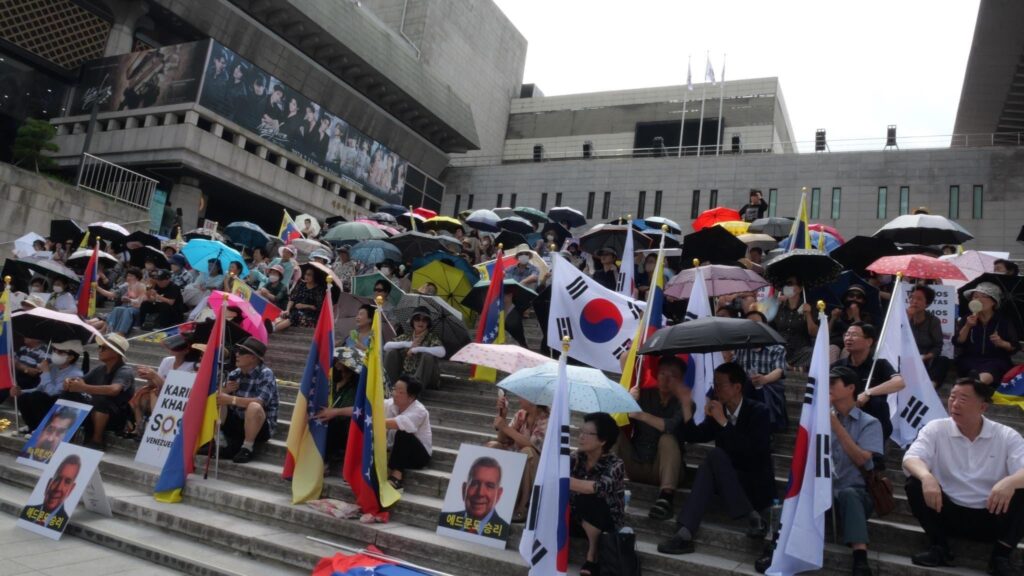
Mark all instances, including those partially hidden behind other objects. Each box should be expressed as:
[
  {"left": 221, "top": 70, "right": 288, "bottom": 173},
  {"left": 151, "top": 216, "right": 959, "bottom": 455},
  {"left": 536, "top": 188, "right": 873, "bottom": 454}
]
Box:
[
  {"left": 513, "top": 206, "right": 551, "bottom": 226},
  {"left": 352, "top": 272, "right": 404, "bottom": 306}
]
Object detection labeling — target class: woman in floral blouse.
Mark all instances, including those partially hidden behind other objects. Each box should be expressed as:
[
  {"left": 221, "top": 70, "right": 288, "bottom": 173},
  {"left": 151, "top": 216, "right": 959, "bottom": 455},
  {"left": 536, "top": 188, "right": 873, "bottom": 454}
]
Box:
[
  {"left": 487, "top": 394, "right": 550, "bottom": 522},
  {"left": 272, "top": 267, "right": 324, "bottom": 333},
  {"left": 571, "top": 411, "right": 626, "bottom": 576}
]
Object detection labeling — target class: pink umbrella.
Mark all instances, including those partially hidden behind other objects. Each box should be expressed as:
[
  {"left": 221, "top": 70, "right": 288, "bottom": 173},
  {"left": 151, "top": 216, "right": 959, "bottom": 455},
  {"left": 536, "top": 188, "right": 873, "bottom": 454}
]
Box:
[
  {"left": 451, "top": 343, "right": 554, "bottom": 374},
  {"left": 665, "top": 265, "right": 769, "bottom": 299},
  {"left": 207, "top": 291, "right": 268, "bottom": 343},
  {"left": 939, "top": 250, "right": 999, "bottom": 288},
  {"left": 354, "top": 219, "right": 401, "bottom": 236},
  {"left": 808, "top": 223, "right": 846, "bottom": 243},
  {"left": 867, "top": 255, "right": 967, "bottom": 281}
]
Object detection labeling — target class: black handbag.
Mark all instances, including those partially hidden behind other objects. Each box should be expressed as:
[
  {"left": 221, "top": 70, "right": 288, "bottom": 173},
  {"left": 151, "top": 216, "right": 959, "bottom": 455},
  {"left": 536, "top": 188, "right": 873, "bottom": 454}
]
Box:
[{"left": 598, "top": 529, "right": 641, "bottom": 576}]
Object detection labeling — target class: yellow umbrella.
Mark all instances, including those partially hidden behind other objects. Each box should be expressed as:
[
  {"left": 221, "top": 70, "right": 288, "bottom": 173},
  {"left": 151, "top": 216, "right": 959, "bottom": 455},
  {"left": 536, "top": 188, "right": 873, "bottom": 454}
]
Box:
[
  {"left": 422, "top": 216, "right": 464, "bottom": 234},
  {"left": 411, "top": 259, "right": 476, "bottom": 320},
  {"left": 714, "top": 220, "right": 750, "bottom": 236}
]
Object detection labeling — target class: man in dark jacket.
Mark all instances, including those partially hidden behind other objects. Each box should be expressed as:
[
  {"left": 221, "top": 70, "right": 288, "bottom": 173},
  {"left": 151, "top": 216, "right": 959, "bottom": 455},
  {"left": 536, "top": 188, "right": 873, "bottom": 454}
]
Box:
[{"left": 658, "top": 362, "right": 776, "bottom": 555}]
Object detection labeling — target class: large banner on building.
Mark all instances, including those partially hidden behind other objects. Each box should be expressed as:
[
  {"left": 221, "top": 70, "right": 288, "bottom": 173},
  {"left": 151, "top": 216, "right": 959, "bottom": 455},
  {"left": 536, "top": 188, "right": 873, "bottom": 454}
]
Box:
[
  {"left": 198, "top": 41, "right": 408, "bottom": 205},
  {"left": 73, "top": 40, "right": 209, "bottom": 115}
]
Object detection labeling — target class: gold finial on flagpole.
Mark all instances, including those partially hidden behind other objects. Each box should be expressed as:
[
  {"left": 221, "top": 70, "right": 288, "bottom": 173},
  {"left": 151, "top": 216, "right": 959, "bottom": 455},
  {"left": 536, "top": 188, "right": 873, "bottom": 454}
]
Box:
[
  {"left": 896, "top": 272, "right": 904, "bottom": 280},
  {"left": 561, "top": 335, "right": 571, "bottom": 352},
  {"left": 662, "top": 225, "right": 669, "bottom": 233},
  {"left": 375, "top": 295, "right": 384, "bottom": 306},
  {"left": 692, "top": 258, "right": 700, "bottom": 268},
  {"left": 817, "top": 300, "right": 826, "bottom": 312}
]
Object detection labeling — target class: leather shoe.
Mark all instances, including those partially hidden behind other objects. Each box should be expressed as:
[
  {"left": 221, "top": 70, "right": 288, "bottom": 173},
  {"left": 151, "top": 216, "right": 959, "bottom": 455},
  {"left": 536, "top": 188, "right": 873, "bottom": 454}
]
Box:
[
  {"left": 911, "top": 545, "right": 954, "bottom": 568},
  {"left": 852, "top": 559, "right": 872, "bottom": 576},
  {"left": 232, "top": 447, "right": 254, "bottom": 464},
  {"left": 657, "top": 534, "right": 694, "bottom": 555}
]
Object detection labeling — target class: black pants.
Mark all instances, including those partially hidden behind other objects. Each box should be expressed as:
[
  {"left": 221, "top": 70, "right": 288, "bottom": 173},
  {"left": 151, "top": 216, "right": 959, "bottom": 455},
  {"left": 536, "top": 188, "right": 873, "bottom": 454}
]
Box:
[
  {"left": 60, "top": 393, "right": 131, "bottom": 438},
  {"left": 220, "top": 408, "right": 271, "bottom": 451},
  {"left": 926, "top": 356, "right": 952, "bottom": 388},
  {"left": 139, "top": 301, "right": 183, "bottom": 329},
  {"left": 676, "top": 447, "right": 754, "bottom": 534},
  {"left": 905, "top": 476, "right": 1024, "bottom": 548},
  {"left": 17, "top": 393, "right": 58, "bottom": 431},
  {"left": 325, "top": 416, "right": 351, "bottom": 462},
  {"left": 571, "top": 493, "right": 616, "bottom": 533},
  {"left": 388, "top": 430, "right": 430, "bottom": 472}
]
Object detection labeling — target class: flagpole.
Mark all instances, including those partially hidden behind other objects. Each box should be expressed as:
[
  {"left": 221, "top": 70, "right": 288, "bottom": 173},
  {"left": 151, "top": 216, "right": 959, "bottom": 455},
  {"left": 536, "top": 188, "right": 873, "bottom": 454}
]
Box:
[
  {"left": 715, "top": 54, "right": 726, "bottom": 157},
  {"left": 864, "top": 274, "right": 902, "bottom": 391},
  {"left": 697, "top": 52, "right": 709, "bottom": 158},
  {"left": 631, "top": 229, "right": 668, "bottom": 387},
  {"left": 677, "top": 55, "right": 690, "bottom": 158},
  {"left": 4, "top": 277, "right": 18, "bottom": 433}
]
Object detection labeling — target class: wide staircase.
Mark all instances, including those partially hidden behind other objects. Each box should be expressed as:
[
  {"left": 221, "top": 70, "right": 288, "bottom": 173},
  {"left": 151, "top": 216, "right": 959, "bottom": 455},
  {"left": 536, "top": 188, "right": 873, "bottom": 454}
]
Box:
[{"left": 0, "top": 320, "right": 1021, "bottom": 575}]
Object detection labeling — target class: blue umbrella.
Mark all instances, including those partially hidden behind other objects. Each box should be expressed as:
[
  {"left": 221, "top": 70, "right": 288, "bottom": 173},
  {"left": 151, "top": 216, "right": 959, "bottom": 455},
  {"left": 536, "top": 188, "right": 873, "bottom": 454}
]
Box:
[
  {"left": 779, "top": 230, "right": 842, "bottom": 253},
  {"left": 224, "top": 221, "right": 272, "bottom": 250},
  {"left": 182, "top": 239, "right": 249, "bottom": 278},
  {"left": 465, "top": 209, "right": 501, "bottom": 233},
  {"left": 349, "top": 239, "right": 402, "bottom": 266},
  {"left": 498, "top": 363, "right": 641, "bottom": 413}
]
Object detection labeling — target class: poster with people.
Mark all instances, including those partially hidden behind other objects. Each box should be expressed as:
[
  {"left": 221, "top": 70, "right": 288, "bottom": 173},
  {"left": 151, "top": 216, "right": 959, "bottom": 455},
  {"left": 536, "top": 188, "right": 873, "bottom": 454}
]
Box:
[
  {"left": 17, "top": 443, "right": 105, "bottom": 540},
  {"left": 17, "top": 400, "right": 92, "bottom": 469},
  {"left": 73, "top": 40, "right": 208, "bottom": 114},
  {"left": 436, "top": 444, "right": 526, "bottom": 550},
  {"left": 197, "top": 41, "right": 409, "bottom": 204},
  {"left": 135, "top": 370, "right": 196, "bottom": 469}
]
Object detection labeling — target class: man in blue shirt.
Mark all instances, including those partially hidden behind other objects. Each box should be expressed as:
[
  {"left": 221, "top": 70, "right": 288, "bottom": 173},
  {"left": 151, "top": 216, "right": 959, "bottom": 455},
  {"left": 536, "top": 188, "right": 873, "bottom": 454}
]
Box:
[
  {"left": 504, "top": 250, "right": 539, "bottom": 289},
  {"left": 218, "top": 337, "right": 279, "bottom": 463}
]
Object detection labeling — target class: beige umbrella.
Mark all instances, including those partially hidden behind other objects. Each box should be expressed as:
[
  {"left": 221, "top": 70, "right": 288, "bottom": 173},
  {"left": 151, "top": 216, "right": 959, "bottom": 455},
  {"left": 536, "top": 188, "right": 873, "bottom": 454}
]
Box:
[
  {"left": 738, "top": 233, "right": 778, "bottom": 251},
  {"left": 295, "top": 213, "right": 321, "bottom": 237}
]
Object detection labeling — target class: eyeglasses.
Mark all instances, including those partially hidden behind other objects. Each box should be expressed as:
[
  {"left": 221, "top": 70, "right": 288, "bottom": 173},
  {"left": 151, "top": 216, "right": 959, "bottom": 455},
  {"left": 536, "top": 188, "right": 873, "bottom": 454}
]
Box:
[
  {"left": 843, "top": 332, "right": 863, "bottom": 339},
  {"left": 578, "top": 430, "right": 598, "bottom": 437}
]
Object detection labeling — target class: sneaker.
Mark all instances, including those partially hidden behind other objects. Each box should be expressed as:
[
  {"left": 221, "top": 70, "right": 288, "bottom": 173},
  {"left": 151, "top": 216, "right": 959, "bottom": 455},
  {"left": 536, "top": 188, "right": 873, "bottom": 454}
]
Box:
[
  {"left": 232, "top": 447, "right": 254, "bottom": 464},
  {"left": 989, "top": 555, "right": 1016, "bottom": 576},
  {"left": 911, "top": 545, "right": 955, "bottom": 568},
  {"left": 648, "top": 497, "right": 673, "bottom": 521},
  {"left": 657, "top": 534, "right": 694, "bottom": 555}
]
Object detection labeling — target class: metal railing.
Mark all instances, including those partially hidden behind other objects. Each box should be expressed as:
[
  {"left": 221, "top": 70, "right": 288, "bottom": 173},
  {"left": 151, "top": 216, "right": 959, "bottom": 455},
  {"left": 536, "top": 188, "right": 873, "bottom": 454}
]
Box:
[{"left": 75, "top": 153, "right": 157, "bottom": 210}]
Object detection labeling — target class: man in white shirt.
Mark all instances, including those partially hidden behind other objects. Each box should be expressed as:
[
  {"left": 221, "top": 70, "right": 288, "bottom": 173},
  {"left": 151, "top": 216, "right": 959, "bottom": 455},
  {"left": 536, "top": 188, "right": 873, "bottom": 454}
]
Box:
[
  {"left": 903, "top": 377, "right": 1024, "bottom": 576},
  {"left": 384, "top": 375, "right": 432, "bottom": 492}
]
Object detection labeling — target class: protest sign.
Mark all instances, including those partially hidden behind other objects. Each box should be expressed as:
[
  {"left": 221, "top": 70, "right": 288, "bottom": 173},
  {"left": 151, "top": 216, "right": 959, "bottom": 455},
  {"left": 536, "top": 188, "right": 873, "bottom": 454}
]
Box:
[
  {"left": 17, "top": 400, "right": 91, "bottom": 469},
  {"left": 135, "top": 370, "right": 196, "bottom": 469},
  {"left": 436, "top": 444, "right": 526, "bottom": 550},
  {"left": 17, "top": 443, "right": 105, "bottom": 540}
]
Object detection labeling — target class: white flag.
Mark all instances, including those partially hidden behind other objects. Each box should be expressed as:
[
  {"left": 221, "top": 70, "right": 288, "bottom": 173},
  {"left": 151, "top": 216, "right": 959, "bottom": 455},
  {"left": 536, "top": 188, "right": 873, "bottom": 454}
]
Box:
[
  {"left": 683, "top": 266, "right": 723, "bottom": 424},
  {"left": 705, "top": 55, "right": 716, "bottom": 84},
  {"left": 876, "top": 279, "right": 947, "bottom": 448},
  {"left": 767, "top": 309, "right": 832, "bottom": 576},
  {"left": 687, "top": 56, "right": 694, "bottom": 91},
  {"left": 519, "top": 340, "right": 571, "bottom": 575},
  {"left": 617, "top": 226, "right": 636, "bottom": 298},
  {"left": 547, "top": 254, "right": 645, "bottom": 373}
]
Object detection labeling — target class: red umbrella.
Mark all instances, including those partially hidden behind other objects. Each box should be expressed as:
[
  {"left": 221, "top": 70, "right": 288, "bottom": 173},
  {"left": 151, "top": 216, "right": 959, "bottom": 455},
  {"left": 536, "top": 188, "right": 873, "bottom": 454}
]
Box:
[
  {"left": 692, "top": 207, "right": 742, "bottom": 231},
  {"left": 866, "top": 254, "right": 967, "bottom": 281},
  {"left": 412, "top": 207, "right": 438, "bottom": 220},
  {"left": 808, "top": 223, "right": 846, "bottom": 243}
]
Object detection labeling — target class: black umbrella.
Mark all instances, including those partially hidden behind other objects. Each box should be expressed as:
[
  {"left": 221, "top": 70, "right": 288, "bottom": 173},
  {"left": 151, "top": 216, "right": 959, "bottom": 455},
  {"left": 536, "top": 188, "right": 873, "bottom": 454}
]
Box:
[
  {"left": 547, "top": 206, "right": 587, "bottom": 228},
  {"left": 129, "top": 246, "right": 170, "bottom": 269},
  {"left": 461, "top": 279, "right": 538, "bottom": 313},
  {"left": 223, "top": 222, "right": 272, "bottom": 250},
  {"left": 763, "top": 249, "right": 843, "bottom": 289},
  {"left": 183, "top": 228, "right": 224, "bottom": 242},
  {"left": 49, "top": 220, "right": 85, "bottom": 246},
  {"left": 126, "top": 230, "right": 161, "bottom": 250},
  {"left": 378, "top": 204, "right": 409, "bottom": 218},
  {"left": 386, "top": 231, "right": 460, "bottom": 260},
  {"left": 830, "top": 236, "right": 900, "bottom": 274},
  {"left": 1, "top": 258, "right": 80, "bottom": 292},
  {"left": 806, "top": 270, "right": 882, "bottom": 319},
  {"left": 579, "top": 224, "right": 653, "bottom": 256},
  {"left": 494, "top": 231, "right": 528, "bottom": 251},
  {"left": 748, "top": 217, "right": 793, "bottom": 240},
  {"left": 639, "top": 316, "right": 786, "bottom": 355},
  {"left": 873, "top": 214, "right": 974, "bottom": 246},
  {"left": 393, "top": 293, "right": 470, "bottom": 357},
  {"left": 12, "top": 308, "right": 102, "bottom": 344},
  {"left": 87, "top": 222, "right": 130, "bottom": 248},
  {"left": 499, "top": 216, "right": 535, "bottom": 235},
  {"left": 540, "top": 222, "right": 572, "bottom": 248},
  {"left": 680, "top": 226, "right": 747, "bottom": 266},
  {"left": 958, "top": 273, "right": 1024, "bottom": 341}
]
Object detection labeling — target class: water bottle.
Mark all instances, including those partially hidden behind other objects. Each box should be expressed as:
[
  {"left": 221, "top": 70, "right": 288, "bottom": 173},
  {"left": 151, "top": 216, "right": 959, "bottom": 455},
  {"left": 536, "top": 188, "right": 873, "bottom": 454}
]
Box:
[{"left": 623, "top": 489, "right": 632, "bottom": 508}]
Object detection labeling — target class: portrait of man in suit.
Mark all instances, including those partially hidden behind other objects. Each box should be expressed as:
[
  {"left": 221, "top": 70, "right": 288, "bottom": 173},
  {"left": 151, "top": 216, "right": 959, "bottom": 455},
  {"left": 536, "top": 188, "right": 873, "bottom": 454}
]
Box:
[
  {"left": 439, "top": 456, "right": 510, "bottom": 540},
  {"left": 19, "top": 454, "right": 80, "bottom": 532}
]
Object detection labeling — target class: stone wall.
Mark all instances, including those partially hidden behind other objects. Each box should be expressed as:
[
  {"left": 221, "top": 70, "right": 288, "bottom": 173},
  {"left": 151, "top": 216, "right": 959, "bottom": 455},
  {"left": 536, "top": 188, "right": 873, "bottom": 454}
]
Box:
[{"left": 0, "top": 162, "right": 148, "bottom": 248}]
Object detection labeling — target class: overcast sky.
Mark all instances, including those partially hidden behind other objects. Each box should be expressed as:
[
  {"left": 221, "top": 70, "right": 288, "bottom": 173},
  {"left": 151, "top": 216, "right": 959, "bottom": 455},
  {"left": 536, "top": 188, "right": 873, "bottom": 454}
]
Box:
[{"left": 492, "top": 0, "right": 981, "bottom": 151}]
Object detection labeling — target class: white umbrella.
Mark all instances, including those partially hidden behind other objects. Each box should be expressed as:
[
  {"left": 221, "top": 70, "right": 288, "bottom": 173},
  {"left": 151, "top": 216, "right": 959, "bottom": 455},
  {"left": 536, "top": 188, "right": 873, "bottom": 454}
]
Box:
[
  {"left": 13, "top": 232, "right": 45, "bottom": 258},
  {"left": 67, "top": 248, "right": 119, "bottom": 268},
  {"left": 465, "top": 209, "right": 501, "bottom": 233},
  {"left": 938, "top": 250, "right": 1000, "bottom": 289},
  {"left": 295, "top": 214, "right": 321, "bottom": 237},
  {"left": 873, "top": 214, "right": 974, "bottom": 245},
  {"left": 451, "top": 343, "right": 554, "bottom": 374},
  {"left": 644, "top": 216, "right": 682, "bottom": 235}
]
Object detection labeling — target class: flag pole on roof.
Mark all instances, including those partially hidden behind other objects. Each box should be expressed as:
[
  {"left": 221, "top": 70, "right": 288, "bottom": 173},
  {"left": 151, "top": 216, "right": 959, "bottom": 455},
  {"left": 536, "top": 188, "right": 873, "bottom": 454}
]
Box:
[
  {"left": 715, "top": 54, "right": 726, "bottom": 157},
  {"left": 677, "top": 54, "right": 692, "bottom": 158}
]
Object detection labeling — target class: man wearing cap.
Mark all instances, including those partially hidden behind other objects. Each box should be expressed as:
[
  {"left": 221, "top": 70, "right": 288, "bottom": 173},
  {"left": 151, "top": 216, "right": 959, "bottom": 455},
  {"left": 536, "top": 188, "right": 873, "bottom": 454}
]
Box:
[
  {"left": 61, "top": 334, "right": 135, "bottom": 449},
  {"left": 828, "top": 285, "right": 875, "bottom": 360},
  {"left": 956, "top": 282, "right": 1018, "bottom": 386},
  {"left": 257, "top": 264, "right": 289, "bottom": 310},
  {"left": 591, "top": 247, "right": 619, "bottom": 291},
  {"left": 505, "top": 250, "right": 539, "bottom": 289},
  {"left": 332, "top": 245, "right": 361, "bottom": 292},
  {"left": 169, "top": 254, "right": 194, "bottom": 290},
  {"left": 383, "top": 306, "right": 446, "bottom": 390},
  {"left": 12, "top": 340, "right": 84, "bottom": 433},
  {"left": 139, "top": 268, "right": 184, "bottom": 330},
  {"left": 832, "top": 322, "right": 904, "bottom": 443},
  {"left": 218, "top": 337, "right": 279, "bottom": 463},
  {"left": 829, "top": 365, "right": 884, "bottom": 576}
]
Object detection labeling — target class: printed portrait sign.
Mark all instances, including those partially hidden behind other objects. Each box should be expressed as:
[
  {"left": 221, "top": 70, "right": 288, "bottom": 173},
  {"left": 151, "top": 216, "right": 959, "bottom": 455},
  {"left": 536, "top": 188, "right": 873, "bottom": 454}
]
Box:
[
  {"left": 17, "top": 400, "right": 92, "bottom": 469},
  {"left": 436, "top": 444, "right": 526, "bottom": 550},
  {"left": 135, "top": 370, "right": 196, "bottom": 469},
  {"left": 902, "top": 284, "right": 956, "bottom": 358},
  {"left": 17, "top": 443, "right": 105, "bottom": 541}
]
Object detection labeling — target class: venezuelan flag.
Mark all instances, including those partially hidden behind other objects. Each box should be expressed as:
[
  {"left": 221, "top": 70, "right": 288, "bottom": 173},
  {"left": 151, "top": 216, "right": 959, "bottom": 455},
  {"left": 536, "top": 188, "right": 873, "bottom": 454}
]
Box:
[
  {"left": 342, "top": 305, "right": 401, "bottom": 515},
  {"left": 76, "top": 244, "right": 99, "bottom": 318},
  {"left": 283, "top": 286, "right": 333, "bottom": 503},
  {"left": 279, "top": 209, "right": 303, "bottom": 243},
  {"left": 0, "top": 282, "right": 13, "bottom": 392},
  {"left": 786, "top": 192, "right": 811, "bottom": 252},
  {"left": 313, "top": 550, "right": 429, "bottom": 575},
  {"left": 614, "top": 242, "right": 666, "bottom": 424},
  {"left": 476, "top": 253, "right": 517, "bottom": 282},
  {"left": 154, "top": 308, "right": 224, "bottom": 502},
  {"left": 996, "top": 366, "right": 1024, "bottom": 409},
  {"left": 136, "top": 321, "right": 196, "bottom": 344},
  {"left": 471, "top": 249, "right": 506, "bottom": 382},
  {"left": 232, "top": 279, "right": 283, "bottom": 323}
]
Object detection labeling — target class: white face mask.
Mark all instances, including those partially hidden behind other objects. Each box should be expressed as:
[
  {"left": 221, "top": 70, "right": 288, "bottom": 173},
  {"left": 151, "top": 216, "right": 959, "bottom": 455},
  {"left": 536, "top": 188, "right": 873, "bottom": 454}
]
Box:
[
  {"left": 49, "top": 352, "right": 68, "bottom": 365},
  {"left": 29, "top": 287, "right": 41, "bottom": 294},
  {"left": 268, "top": 274, "right": 281, "bottom": 283},
  {"left": 52, "top": 285, "right": 64, "bottom": 294},
  {"left": 380, "top": 267, "right": 392, "bottom": 276},
  {"left": 782, "top": 286, "right": 796, "bottom": 297},
  {"left": 546, "top": 234, "right": 556, "bottom": 242},
  {"left": 518, "top": 256, "right": 530, "bottom": 265}
]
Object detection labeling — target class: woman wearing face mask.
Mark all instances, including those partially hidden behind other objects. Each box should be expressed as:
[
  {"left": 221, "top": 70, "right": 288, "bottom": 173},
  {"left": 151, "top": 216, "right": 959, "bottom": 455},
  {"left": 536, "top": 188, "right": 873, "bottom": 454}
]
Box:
[
  {"left": 93, "top": 267, "right": 147, "bottom": 335},
  {"left": 268, "top": 246, "right": 297, "bottom": 289},
  {"left": 955, "top": 282, "right": 1018, "bottom": 385},
  {"left": 257, "top": 264, "right": 289, "bottom": 310},
  {"left": 11, "top": 340, "right": 84, "bottom": 432},
  {"left": 770, "top": 276, "right": 818, "bottom": 371},
  {"left": 44, "top": 278, "right": 77, "bottom": 314},
  {"left": 272, "top": 267, "right": 324, "bottom": 333}
]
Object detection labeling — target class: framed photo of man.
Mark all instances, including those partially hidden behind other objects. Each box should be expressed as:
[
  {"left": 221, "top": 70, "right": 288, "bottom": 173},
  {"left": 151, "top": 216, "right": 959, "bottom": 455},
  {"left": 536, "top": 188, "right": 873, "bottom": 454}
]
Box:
[
  {"left": 436, "top": 444, "right": 526, "bottom": 550},
  {"left": 17, "top": 443, "right": 104, "bottom": 540},
  {"left": 17, "top": 399, "right": 92, "bottom": 469}
]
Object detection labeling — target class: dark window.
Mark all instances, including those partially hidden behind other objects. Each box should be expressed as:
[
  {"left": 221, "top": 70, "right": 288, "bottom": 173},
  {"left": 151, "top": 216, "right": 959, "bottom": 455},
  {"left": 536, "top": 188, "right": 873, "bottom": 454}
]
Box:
[
  {"left": 690, "top": 190, "right": 701, "bottom": 219},
  {"left": 586, "top": 192, "right": 595, "bottom": 219},
  {"left": 555, "top": 192, "right": 563, "bottom": 206},
  {"left": 973, "top": 185, "right": 983, "bottom": 218},
  {"left": 810, "top": 187, "right": 821, "bottom": 219},
  {"left": 709, "top": 189, "right": 718, "bottom": 209},
  {"left": 510, "top": 193, "right": 517, "bottom": 208},
  {"left": 467, "top": 194, "right": 474, "bottom": 209},
  {"left": 637, "top": 191, "right": 646, "bottom": 219},
  {"left": 453, "top": 194, "right": 461, "bottom": 216},
  {"left": 899, "top": 186, "right": 910, "bottom": 215},
  {"left": 496, "top": 193, "right": 503, "bottom": 207},
  {"left": 877, "top": 187, "right": 887, "bottom": 219},
  {"left": 768, "top": 188, "right": 778, "bottom": 216},
  {"left": 831, "top": 187, "right": 841, "bottom": 219},
  {"left": 948, "top": 186, "right": 958, "bottom": 219},
  {"left": 654, "top": 190, "right": 663, "bottom": 216},
  {"left": 540, "top": 192, "right": 548, "bottom": 212},
  {"left": 601, "top": 191, "right": 611, "bottom": 219}
]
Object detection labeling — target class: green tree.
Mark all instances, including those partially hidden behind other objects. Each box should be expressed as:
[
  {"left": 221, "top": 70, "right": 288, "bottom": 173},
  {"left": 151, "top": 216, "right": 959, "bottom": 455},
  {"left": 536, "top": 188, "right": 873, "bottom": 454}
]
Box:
[{"left": 12, "top": 118, "right": 59, "bottom": 172}]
